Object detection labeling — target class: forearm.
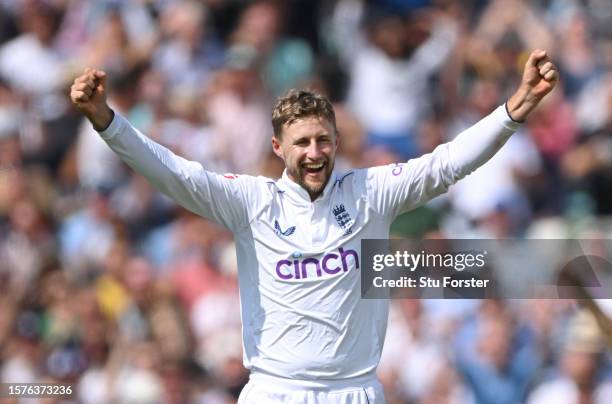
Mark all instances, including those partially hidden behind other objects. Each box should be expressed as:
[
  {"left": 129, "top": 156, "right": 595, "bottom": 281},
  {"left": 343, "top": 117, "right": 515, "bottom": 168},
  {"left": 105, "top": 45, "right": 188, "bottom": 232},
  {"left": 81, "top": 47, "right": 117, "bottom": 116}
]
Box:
[
  {"left": 96, "top": 112, "right": 253, "bottom": 230},
  {"left": 413, "top": 16, "right": 458, "bottom": 73},
  {"left": 97, "top": 112, "right": 206, "bottom": 213},
  {"left": 505, "top": 85, "right": 542, "bottom": 122},
  {"left": 378, "top": 105, "right": 520, "bottom": 216},
  {"left": 447, "top": 105, "right": 522, "bottom": 180}
]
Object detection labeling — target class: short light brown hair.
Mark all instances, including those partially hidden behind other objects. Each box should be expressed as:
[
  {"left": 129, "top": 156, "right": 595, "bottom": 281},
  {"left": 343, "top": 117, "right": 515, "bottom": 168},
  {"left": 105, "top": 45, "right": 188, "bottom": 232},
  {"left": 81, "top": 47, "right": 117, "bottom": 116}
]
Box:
[{"left": 271, "top": 89, "right": 337, "bottom": 139}]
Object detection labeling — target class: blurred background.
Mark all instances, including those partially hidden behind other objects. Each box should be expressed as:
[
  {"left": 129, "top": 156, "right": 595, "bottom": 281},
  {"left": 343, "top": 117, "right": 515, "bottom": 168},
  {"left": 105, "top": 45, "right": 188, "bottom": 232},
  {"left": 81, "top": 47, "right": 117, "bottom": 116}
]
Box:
[{"left": 1, "top": 0, "right": 611, "bottom": 403}]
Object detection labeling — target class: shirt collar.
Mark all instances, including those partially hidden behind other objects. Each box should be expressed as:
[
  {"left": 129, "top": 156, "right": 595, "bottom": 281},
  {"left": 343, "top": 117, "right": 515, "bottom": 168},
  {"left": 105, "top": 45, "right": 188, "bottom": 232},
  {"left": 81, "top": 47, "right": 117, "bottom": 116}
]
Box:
[{"left": 279, "top": 169, "right": 337, "bottom": 203}]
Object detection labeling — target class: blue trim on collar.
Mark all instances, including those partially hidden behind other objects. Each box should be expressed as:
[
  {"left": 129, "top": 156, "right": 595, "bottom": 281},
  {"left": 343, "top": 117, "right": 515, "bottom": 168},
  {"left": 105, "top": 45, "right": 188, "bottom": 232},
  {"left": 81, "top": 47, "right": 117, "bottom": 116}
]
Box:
[{"left": 335, "top": 171, "right": 354, "bottom": 188}]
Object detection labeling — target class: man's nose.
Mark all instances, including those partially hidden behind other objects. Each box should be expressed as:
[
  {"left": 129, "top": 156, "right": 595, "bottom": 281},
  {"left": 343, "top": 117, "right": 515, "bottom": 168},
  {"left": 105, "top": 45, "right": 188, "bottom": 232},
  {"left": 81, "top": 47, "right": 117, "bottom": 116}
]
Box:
[{"left": 306, "top": 140, "right": 322, "bottom": 158}]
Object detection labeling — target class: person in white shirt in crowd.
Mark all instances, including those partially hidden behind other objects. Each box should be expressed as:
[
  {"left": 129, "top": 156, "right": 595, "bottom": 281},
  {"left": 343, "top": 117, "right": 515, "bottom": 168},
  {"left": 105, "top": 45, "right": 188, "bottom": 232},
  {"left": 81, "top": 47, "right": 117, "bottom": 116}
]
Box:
[{"left": 345, "top": 6, "right": 458, "bottom": 160}]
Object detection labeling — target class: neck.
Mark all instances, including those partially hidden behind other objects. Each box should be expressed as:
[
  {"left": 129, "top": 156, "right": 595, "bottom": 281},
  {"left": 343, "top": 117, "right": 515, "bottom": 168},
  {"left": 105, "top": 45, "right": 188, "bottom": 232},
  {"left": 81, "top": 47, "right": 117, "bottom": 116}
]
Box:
[{"left": 308, "top": 190, "right": 322, "bottom": 201}]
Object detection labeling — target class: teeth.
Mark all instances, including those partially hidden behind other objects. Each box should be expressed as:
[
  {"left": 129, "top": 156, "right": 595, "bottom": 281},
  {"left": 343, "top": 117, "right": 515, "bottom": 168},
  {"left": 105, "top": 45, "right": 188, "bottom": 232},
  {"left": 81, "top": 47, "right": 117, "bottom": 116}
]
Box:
[{"left": 303, "top": 162, "right": 324, "bottom": 169}]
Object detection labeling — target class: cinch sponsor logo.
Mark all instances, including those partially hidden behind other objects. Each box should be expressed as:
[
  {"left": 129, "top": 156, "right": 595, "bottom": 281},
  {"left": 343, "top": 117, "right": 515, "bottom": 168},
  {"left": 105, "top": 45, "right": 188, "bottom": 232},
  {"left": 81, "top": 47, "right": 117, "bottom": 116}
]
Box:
[{"left": 275, "top": 248, "right": 359, "bottom": 280}]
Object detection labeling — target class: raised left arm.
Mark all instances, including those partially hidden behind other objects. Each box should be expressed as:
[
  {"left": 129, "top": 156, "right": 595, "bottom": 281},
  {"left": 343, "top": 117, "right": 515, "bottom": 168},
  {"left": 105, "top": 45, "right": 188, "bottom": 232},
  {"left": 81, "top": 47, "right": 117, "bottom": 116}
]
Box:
[{"left": 365, "top": 49, "right": 558, "bottom": 218}]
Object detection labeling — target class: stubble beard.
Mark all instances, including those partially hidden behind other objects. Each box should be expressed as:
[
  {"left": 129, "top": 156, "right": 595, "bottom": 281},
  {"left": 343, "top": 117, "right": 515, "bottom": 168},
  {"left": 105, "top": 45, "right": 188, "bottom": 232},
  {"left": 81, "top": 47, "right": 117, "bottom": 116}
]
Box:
[{"left": 289, "top": 159, "right": 335, "bottom": 199}]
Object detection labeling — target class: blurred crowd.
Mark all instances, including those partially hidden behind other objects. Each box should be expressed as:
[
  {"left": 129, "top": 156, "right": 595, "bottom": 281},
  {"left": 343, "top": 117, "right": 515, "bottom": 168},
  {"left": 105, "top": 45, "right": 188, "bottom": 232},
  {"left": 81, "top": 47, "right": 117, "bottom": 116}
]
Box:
[{"left": 0, "top": 0, "right": 611, "bottom": 403}]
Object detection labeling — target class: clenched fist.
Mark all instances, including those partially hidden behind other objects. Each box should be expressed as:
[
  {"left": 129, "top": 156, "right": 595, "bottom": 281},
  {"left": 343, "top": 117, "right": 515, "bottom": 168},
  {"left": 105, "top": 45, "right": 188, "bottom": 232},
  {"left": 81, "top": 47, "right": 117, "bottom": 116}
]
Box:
[
  {"left": 70, "top": 68, "right": 114, "bottom": 131},
  {"left": 506, "top": 49, "right": 558, "bottom": 122},
  {"left": 523, "top": 49, "right": 558, "bottom": 98}
]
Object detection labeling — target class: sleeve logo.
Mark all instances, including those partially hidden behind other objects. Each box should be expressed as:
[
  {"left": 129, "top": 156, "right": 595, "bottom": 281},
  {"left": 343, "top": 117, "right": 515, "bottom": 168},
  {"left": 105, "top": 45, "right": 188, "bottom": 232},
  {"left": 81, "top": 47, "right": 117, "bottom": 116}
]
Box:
[{"left": 391, "top": 163, "right": 404, "bottom": 176}]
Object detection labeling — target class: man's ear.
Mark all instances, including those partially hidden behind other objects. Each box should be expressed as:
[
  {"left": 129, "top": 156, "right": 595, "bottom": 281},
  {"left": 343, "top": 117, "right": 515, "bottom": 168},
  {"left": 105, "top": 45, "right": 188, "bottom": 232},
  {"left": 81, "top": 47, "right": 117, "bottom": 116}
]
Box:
[{"left": 271, "top": 136, "right": 284, "bottom": 159}]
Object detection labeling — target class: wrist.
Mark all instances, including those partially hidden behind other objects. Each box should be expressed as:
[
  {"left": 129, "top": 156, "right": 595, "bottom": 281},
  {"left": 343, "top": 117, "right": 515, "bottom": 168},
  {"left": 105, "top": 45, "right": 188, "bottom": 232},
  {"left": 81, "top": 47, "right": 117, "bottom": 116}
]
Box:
[
  {"left": 505, "top": 103, "right": 524, "bottom": 124},
  {"left": 91, "top": 106, "right": 114, "bottom": 131},
  {"left": 506, "top": 85, "right": 540, "bottom": 122}
]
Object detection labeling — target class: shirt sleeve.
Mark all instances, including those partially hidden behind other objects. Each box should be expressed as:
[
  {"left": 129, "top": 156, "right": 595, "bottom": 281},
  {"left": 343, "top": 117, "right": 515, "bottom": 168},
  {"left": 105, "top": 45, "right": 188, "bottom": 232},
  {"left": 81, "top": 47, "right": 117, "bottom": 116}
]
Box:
[
  {"left": 365, "top": 105, "right": 522, "bottom": 220},
  {"left": 98, "top": 112, "right": 259, "bottom": 231}
]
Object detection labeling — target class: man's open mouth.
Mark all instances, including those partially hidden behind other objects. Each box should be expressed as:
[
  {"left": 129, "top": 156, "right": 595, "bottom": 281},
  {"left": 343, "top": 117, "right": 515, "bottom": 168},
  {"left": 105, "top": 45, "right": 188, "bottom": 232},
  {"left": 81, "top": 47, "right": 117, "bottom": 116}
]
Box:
[{"left": 302, "top": 162, "right": 326, "bottom": 174}]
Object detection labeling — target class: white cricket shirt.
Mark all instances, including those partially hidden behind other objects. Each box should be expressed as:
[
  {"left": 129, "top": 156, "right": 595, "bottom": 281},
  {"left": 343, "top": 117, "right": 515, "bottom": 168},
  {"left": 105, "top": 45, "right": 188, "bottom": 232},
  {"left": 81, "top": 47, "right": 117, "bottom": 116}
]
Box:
[{"left": 98, "top": 105, "right": 521, "bottom": 381}]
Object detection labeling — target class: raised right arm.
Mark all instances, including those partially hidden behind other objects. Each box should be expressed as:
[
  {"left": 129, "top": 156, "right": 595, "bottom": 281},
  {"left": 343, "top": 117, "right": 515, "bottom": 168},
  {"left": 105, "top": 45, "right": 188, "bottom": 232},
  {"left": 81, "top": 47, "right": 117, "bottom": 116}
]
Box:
[{"left": 70, "top": 68, "right": 254, "bottom": 230}]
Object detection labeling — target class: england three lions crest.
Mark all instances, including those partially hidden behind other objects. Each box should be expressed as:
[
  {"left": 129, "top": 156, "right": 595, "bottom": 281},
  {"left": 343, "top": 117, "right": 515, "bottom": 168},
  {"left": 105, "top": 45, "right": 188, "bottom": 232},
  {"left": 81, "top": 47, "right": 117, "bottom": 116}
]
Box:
[{"left": 333, "top": 204, "right": 354, "bottom": 235}]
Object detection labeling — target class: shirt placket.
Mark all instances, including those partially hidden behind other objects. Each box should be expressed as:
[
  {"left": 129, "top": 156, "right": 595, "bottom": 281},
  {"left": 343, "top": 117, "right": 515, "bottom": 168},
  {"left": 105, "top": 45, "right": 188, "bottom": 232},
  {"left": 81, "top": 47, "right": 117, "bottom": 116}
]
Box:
[{"left": 311, "top": 200, "right": 327, "bottom": 247}]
